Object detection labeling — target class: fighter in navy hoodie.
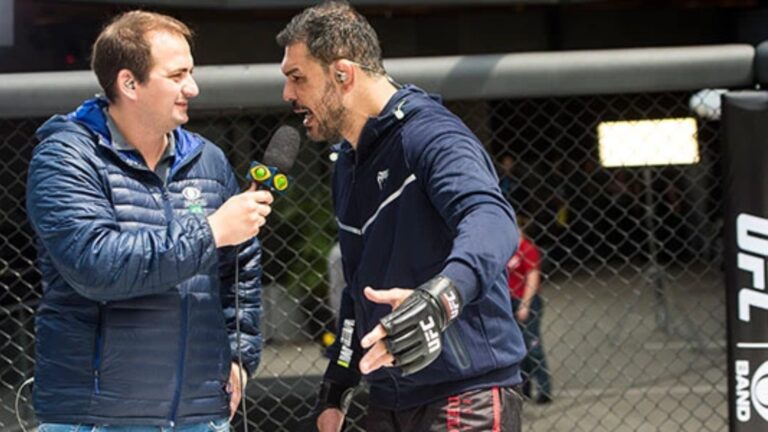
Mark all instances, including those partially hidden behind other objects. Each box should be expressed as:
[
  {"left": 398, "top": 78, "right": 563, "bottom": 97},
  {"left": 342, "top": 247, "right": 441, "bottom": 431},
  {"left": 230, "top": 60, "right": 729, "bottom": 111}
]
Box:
[
  {"left": 278, "top": 3, "right": 526, "bottom": 424},
  {"left": 325, "top": 84, "right": 527, "bottom": 410}
]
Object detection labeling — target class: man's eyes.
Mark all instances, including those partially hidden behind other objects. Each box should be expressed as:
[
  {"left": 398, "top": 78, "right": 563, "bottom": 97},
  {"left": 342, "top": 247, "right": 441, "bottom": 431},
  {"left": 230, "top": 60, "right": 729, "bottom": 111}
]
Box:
[{"left": 169, "top": 71, "right": 191, "bottom": 82}]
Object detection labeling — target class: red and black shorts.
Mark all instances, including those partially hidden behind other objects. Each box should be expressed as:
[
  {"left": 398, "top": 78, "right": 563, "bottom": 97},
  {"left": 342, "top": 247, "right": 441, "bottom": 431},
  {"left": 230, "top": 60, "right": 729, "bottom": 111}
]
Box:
[{"left": 366, "top": 386, "right": 523, "bottom": 432}]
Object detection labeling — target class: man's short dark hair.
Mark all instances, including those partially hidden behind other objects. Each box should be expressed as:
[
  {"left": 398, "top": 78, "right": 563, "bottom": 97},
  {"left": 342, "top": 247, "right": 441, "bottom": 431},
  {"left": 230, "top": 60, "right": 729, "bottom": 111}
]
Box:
[
  {"left": 91, "top": 10, "right": 193, "bottom": 102},
  {"left": 276, "top": 0, "right": 385, "bottom": 76}
]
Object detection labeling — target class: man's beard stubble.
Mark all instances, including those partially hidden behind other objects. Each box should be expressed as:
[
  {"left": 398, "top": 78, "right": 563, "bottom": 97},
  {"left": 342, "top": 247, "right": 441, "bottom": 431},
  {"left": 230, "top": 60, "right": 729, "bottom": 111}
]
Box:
[{"left": 311, "top": 82, "right": 347, "bottom": 144}]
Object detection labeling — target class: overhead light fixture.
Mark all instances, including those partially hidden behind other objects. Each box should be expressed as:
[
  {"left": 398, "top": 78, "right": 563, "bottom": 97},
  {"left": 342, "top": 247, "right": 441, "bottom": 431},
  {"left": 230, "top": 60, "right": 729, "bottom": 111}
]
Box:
[{"left": 598, "top": 117, "right": 700, "bottom": 168}]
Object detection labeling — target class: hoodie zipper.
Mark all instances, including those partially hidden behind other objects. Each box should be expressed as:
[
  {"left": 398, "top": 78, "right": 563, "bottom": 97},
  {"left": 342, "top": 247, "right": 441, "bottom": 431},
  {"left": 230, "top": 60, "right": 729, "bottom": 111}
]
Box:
[{"left": 352, "top": 149, "right": 359, "bottom": 186}]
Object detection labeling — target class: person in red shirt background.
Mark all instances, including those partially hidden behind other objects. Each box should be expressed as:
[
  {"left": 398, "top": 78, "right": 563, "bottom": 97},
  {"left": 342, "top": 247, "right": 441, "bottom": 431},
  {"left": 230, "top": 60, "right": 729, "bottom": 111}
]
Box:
[{"left": 507, "top": 215, "right": 552, "bottom": 404}]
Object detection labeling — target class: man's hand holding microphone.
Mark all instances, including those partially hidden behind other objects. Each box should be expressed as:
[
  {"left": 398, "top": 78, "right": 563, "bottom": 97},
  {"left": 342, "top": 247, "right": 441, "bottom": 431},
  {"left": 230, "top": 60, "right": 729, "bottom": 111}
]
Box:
[{"left": 207, "top": 185, "right": 273, "bottom": 247}]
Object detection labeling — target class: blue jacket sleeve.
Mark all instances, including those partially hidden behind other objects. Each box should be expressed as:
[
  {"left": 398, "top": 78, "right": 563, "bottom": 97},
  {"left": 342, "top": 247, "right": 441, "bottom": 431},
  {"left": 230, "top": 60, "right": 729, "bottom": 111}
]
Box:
[
  {"left": 26, "top": 138, "right": 219, "bottom": 302},
  {"left": 323, "top": 285, "right": 362, "bottom": 389},
  {"left": 219, "top": 170, "right": 263, "bottom": 378},
  {"left": 404, "top": 116, "right": 519, "bottom": 304}
]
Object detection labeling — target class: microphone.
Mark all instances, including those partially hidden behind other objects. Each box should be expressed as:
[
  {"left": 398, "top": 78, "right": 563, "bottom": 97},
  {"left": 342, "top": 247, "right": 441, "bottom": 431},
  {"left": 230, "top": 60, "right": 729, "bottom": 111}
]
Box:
[{"left": 248, "top": 125, "right": 300, "bottom": 193}]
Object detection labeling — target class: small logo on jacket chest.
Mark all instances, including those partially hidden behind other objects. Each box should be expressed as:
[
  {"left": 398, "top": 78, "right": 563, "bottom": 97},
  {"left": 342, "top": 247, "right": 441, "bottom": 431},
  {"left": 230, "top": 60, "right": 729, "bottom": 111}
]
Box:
[
  {"left": 376, "top": 169, "right": 389, "bottom": 190},
  {"left": 182, "top": 186, "right": 205, "bottom": 214}
]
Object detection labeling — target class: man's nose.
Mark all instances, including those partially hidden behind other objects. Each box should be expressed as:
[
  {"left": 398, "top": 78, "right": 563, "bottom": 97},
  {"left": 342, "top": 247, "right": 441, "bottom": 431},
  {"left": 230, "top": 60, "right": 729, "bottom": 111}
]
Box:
[
  {"left": 282, "top": 82, "right": 295, "bottom": 103},
  {"left": 184, "top": 75, "right": 200, "bottom": 98}
]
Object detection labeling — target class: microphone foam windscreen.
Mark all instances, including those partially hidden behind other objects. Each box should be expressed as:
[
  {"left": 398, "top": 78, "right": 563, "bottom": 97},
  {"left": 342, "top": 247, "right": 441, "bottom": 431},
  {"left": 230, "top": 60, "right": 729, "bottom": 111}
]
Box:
[{"left": 263, "top": 125, "right": 301, "bottom": 173}]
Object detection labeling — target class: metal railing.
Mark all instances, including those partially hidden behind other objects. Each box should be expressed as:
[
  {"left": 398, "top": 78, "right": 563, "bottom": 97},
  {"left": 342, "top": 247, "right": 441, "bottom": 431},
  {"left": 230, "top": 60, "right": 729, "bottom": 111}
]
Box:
[{"left": 0, "top": 44, "right": 756, "bottom": 431}]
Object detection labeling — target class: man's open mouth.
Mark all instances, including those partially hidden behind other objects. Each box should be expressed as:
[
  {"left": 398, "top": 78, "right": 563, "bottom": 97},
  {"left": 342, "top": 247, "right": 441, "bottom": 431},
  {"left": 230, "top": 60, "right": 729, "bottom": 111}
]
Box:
[{"left": 293, "top": 104, "right": 314, "bottom": 127}]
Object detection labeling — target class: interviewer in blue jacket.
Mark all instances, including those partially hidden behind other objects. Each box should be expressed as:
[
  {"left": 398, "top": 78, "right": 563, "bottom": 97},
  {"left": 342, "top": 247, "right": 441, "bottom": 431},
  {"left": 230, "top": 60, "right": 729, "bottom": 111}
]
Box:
[
  {"left": 277, "top": 2, "right": 527, "bottom": 431},
  {"left": 26, "top": 11, "right": 273, "bottom": 431}
]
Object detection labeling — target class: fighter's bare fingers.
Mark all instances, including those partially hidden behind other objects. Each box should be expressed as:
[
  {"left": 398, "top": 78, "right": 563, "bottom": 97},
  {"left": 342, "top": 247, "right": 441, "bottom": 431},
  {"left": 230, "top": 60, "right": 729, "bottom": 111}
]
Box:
[
  {"left": 360, "top": 341, "right": 394, "bottom": 374},
  {"left": 361, "top": 324, "right": 388, "bottom": 349},
  {"left": 367, "top": 339, "right": 391, "bottom": 361}
]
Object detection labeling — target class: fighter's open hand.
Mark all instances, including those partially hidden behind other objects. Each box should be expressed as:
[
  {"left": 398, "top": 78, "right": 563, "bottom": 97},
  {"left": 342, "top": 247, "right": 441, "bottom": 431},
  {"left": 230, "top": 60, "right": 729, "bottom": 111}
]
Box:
[
  {"left": 360, "top": 287, "right": 412, "bottom": 374},
  {"left": 360, "top": 276, "right": 463, "bottom": 376}
]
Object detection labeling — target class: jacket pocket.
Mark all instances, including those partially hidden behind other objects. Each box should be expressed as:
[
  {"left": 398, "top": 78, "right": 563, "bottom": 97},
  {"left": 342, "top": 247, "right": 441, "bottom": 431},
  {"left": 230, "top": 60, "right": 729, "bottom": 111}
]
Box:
[
  {"left": 428, "top": 311, "right": 496, "bottom": 382},
  {"left": 443, "top": 325, "right": 471, "bottom": 371}
]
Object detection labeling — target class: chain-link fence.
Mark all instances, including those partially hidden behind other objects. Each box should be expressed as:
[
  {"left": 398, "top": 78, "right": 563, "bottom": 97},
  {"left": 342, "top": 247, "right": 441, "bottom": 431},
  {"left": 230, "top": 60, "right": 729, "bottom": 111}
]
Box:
[{"left": 0, "top": 45, "right": 753, "bottom": 431}]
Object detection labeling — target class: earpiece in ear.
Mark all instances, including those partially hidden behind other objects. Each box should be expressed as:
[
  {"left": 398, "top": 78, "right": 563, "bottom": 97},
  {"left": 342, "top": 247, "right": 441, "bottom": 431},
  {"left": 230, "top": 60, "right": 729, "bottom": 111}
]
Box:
[
  {"left": 336, "top": 71, "right": 347, "bottom": 83},
  {"left": 125, "top": 80, "right": 136, "bottom": 90}
]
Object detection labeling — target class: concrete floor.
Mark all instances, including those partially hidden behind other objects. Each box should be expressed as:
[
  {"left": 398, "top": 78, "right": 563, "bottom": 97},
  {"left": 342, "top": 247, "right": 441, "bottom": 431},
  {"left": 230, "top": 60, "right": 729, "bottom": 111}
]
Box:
[
  {"left": 5, "top": 262, "right": 729, "bottom": 431},
  {"left": 250, "top": 261, "right": 729, "bottom": 431}
]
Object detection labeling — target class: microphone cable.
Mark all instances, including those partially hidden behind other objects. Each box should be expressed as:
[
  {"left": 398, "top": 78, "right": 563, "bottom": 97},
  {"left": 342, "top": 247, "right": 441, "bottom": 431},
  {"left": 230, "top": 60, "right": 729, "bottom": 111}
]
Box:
[
  {"left": 15, "top": 376, "right": 34, "bottom": 432},
  {"left": 233, "top": 243, "right": 250, "bottom": 432}
]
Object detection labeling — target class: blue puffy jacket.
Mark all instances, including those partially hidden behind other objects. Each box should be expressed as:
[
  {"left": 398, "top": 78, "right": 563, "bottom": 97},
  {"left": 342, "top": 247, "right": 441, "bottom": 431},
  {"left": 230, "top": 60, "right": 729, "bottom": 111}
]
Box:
[
  {"left": 324, "top": 85, "right": 526, "bottom": 410},
  {"left": 26, "top": 97, "right": 262, "bottom": 427}
]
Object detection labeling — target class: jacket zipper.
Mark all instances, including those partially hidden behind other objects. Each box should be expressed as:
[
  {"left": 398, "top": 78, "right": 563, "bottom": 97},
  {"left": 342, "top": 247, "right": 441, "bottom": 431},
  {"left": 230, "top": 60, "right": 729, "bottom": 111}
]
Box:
[
  {"left": 168, "top": 294, "right": 189, "bottom": 427},
  {"left": 159, "top": 186, "right": 188, "bottom": 427},
  {"left": 352, "top": 151, "right": 358, "bottom": 185},
  {"left": 165, "top": 140, "right": 204, "bottom": 182}
]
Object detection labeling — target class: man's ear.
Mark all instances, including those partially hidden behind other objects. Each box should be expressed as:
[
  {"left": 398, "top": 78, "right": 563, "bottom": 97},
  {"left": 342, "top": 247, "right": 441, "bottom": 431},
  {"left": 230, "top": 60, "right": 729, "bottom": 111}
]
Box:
[
  {"left": 116, "top": 69, "right": 138, "bottom": 100},
  {"left": 333, "top": 60, "right": 355, "bottom": 87}
]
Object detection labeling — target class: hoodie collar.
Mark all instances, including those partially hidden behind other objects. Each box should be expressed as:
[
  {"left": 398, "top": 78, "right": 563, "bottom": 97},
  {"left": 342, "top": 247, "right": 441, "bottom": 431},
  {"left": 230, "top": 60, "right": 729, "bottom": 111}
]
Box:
[{"left": 348, "top": 85, "right": 423, "bottom": 162}]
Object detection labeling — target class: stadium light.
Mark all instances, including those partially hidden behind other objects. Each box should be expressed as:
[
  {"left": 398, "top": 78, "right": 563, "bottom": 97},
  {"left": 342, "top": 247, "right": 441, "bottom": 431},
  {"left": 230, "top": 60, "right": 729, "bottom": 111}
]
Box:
[{"left": 598, "top": 118, "right": 700, "bottom": 167}]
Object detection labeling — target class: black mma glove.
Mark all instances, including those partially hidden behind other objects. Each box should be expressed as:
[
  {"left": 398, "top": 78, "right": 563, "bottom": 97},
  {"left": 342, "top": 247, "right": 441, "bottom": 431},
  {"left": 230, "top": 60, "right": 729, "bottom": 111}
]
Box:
[
  {"left": 315, "top": 379, "right": 355, "bottom": 415},
  {"left": 379, "top": 275, "right": 463, "bottom": 376}
]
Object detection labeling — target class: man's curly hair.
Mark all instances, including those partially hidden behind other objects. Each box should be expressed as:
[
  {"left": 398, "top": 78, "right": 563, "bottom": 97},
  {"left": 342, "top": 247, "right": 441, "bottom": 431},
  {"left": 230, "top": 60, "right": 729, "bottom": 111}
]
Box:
[{"left": 276, "top": 1, "right": 385, "bottom": 75}]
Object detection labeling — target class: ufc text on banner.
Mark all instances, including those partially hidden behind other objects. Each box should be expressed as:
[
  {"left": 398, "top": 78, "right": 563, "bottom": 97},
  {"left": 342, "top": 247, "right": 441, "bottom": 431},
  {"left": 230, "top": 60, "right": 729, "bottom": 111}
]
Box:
[{"left": 724, "top": 91, "right": 768, "bottom": 432}]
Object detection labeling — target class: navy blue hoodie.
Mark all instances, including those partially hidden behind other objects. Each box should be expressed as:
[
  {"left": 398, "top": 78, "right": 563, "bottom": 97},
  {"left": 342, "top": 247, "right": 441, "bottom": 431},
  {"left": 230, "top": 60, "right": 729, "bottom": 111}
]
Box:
[
  {"left": 26, "top": 97, "right": 262, "bottom": 426},
  {"left": 324, "top": 85, "right": 526, "bottom": 410}
]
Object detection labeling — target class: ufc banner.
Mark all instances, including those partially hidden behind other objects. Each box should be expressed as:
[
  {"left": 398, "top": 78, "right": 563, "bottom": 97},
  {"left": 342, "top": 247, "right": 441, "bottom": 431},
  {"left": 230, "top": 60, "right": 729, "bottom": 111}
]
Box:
[{"left": 723, "top": 91, "right": 768, "bottom": 431}]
